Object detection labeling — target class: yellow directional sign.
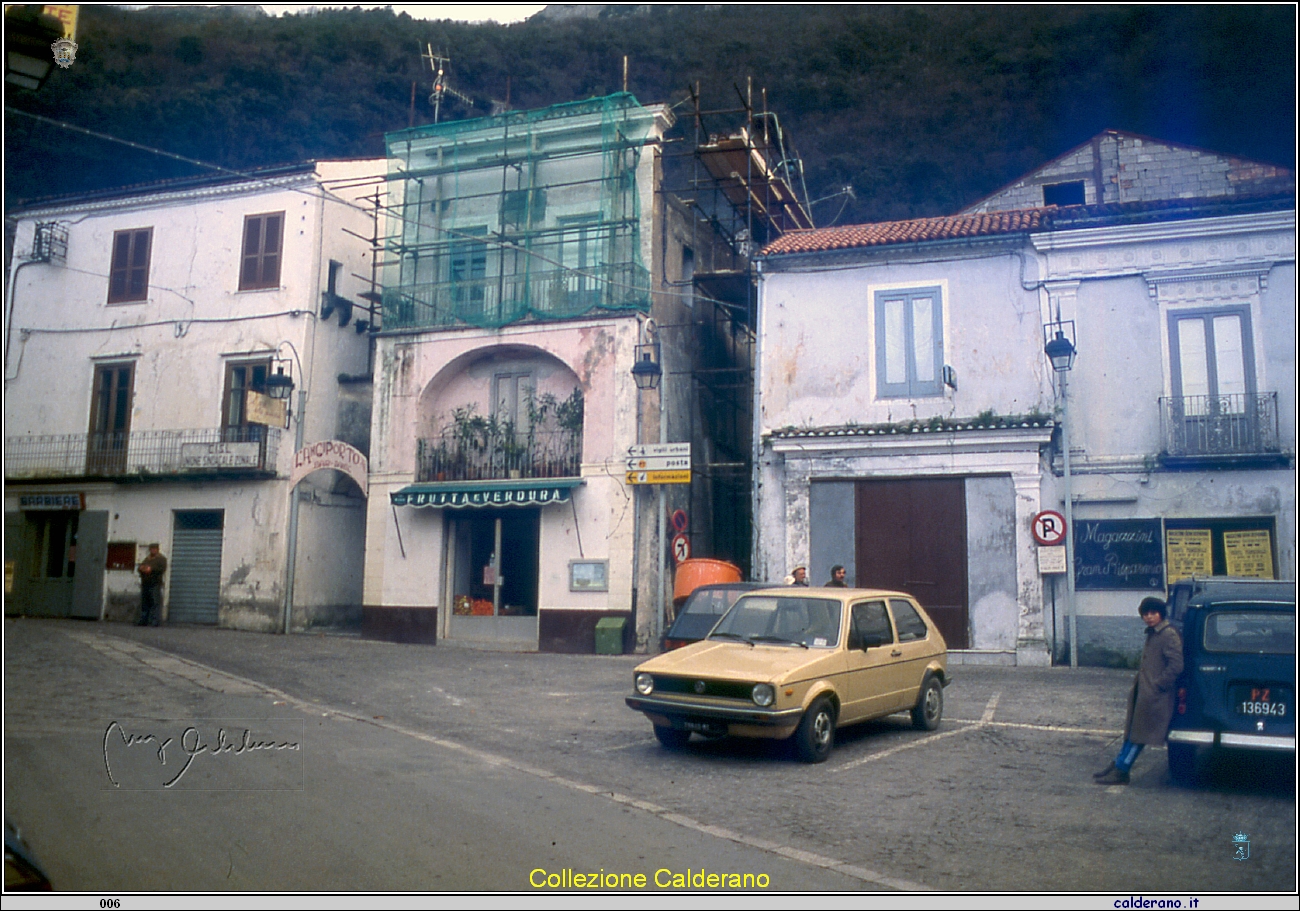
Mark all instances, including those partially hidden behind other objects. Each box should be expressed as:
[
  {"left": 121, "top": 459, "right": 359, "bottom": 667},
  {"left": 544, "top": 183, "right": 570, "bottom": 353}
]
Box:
[{"left": 625, "top": 470, "right": 691, "bottom": 485}]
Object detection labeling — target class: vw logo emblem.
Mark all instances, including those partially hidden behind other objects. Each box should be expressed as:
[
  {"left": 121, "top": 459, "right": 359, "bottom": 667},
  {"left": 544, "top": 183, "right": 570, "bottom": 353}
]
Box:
[{"left": 693, "top": 680, "right": 706, "bottom": 694}]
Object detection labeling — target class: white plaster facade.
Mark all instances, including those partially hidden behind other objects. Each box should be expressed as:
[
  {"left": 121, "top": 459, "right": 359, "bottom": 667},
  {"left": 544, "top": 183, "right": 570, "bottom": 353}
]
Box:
[
  {"left": 756, "top": 172, "right": 1294, "bottom": 665},
  {"left": 363, "top": 95, "right": 710, "bottom": 653},
  {"left": 4, "top": 160, "right": 384, "bottom": 630}
]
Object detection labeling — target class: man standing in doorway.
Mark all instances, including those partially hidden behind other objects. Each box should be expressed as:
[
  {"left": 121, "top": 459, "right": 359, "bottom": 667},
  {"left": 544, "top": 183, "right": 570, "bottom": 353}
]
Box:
[
  {"left": 826, "top": 565, "right": 847, "bottom": 587},
  {"left": 137, "top": 543, "right": 167, "bottom": 627}
]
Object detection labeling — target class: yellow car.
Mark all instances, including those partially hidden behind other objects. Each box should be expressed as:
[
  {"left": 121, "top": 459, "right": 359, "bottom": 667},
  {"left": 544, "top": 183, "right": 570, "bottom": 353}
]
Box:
[{"left": 626, "top": 587, "right": 949, "bottom": 762}]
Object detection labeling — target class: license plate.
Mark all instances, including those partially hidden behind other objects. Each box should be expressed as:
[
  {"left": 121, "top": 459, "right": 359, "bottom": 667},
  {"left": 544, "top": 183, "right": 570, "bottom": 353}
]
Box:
[
  {"left": 1234, "top": 686, "right": 1290, "bottom": 717},
  {"left": 682, "top": 720, "right": 725, "bottom": 735}
]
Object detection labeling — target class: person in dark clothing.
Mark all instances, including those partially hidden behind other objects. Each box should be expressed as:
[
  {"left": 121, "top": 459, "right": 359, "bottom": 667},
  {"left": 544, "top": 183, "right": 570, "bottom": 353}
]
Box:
[
  {"left": 1095, "top": 596, "right": 1183, "bottom": 785},
  {"left": 826, "top": 565, "right": 847, "bottom": 587},
  {"left": 137, "top": 543, "right": 167, "bottom": 627}
]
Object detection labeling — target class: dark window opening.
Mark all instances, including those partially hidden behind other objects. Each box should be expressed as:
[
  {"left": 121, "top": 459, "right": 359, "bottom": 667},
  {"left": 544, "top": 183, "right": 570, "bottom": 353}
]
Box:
[
  {"left": 1043, "top": 181, "right": 1086, "bottom": 207},
  {"left": 108, "top": 228, "right": 152, "bottom": 303}
]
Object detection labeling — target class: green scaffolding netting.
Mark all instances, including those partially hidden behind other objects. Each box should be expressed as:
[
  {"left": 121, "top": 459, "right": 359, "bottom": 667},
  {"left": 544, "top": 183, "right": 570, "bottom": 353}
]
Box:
[{"left": 382, "top": 93, "right": 656, "bottom": 331}]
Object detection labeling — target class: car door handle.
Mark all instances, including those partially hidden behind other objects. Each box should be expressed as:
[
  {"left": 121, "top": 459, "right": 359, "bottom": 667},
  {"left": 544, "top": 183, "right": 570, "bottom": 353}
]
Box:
[{"left": 891, "top": 649, "right": 902, "bottom": 657}]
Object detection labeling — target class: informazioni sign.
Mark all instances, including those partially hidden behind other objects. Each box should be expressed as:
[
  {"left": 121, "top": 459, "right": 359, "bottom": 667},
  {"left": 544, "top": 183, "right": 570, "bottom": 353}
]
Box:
[{"left": 288, "top": 440, "right": 368, "bottom": 497}]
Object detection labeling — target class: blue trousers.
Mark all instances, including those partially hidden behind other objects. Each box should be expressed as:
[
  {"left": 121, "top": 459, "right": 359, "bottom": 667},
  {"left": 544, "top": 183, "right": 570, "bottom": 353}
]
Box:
[{"left": 1114, "top": 740, "right": 1144, "bottom": 772}]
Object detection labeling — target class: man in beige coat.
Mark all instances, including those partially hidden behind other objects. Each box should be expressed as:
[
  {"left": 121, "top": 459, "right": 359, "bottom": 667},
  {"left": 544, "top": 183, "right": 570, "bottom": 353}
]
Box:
[{"left": 1095, "top": 596, "right": 1184, "bottom": 785}]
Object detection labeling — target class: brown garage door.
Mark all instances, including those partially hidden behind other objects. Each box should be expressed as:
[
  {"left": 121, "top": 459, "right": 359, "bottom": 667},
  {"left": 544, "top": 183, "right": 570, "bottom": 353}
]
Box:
[{"left": 855, "top": 478, "right": 969, "bottom": 649}]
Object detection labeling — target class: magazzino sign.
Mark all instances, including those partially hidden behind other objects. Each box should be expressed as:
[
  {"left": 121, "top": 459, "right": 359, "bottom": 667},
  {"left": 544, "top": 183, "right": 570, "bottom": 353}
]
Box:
[{"left": 288, "top": 440, "right": 368, "bottom": 497}]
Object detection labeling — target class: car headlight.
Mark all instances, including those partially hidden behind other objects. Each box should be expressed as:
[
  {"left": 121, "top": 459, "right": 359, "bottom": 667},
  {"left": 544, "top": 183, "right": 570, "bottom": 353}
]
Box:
[
  {"left": 752, "top": 683, "right": 775, "bottom": 707},
  {"left": 635, "top": 673, "right": 655, "bottom": 695}
]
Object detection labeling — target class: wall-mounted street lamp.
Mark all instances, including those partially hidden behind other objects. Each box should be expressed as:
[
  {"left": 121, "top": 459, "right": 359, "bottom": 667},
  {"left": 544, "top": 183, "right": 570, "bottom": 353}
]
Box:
[
  {"left": 631, "top": 342, "right": 662, "bottom": 391},
  {"left": 1043, "top": 318, "right": 1078, "bottom": 668}
]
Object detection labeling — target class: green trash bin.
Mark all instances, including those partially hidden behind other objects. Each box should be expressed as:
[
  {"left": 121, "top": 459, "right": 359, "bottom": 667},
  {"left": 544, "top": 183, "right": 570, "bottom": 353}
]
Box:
[{"left": 594, "top": 616, "right": 626, "bottom": 655}]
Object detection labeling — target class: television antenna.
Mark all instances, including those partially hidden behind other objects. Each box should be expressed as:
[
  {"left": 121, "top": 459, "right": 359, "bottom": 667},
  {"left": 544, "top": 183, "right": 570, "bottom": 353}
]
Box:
[{"left": 422, "top": 45, "right": 474, "bottom": 123}]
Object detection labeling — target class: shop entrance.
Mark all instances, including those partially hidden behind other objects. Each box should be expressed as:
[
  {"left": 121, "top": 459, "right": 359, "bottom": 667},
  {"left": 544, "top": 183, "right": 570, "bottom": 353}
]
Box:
[{"left": 445, "top": 508, "right": 540, "bottom": 646}]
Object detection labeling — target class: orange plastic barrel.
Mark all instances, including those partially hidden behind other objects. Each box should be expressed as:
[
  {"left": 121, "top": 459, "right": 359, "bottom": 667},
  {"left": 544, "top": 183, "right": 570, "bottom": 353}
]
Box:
[{"left": 673, "top": 558, "right": 743, "bottom": 605}]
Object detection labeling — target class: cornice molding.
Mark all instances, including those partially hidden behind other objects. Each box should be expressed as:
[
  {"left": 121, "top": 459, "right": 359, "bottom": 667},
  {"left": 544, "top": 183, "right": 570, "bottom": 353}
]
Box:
[
  {"left": 13, "top": 174, "right": 321, "bottom": 220},
  {"left": 1030, "top": 209, "right": 1296, "bottom": 252}
]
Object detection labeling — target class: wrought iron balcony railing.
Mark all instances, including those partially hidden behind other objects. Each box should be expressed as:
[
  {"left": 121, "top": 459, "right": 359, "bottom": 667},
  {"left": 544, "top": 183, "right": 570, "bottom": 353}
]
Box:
[
  {"left": 417, "top": 428, "right": 581, "bottom": 483},
  {"left": 383, "top": 263, "right": 651, "bottom": 330},
  {"left": 5, "top": 426, "right": 280, "bottom": 480},
  {"left": 1159, "top": 392, "right": 1281, "bottom": 458}
]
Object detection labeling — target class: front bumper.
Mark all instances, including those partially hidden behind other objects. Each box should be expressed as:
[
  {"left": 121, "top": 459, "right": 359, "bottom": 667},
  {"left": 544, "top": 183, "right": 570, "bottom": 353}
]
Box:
[
  {"left": 1167, "top": 728, "right": 1296, "bottom": 751},
  {"left": 625, "top": 695, "right": 804, "bottom": 728}
]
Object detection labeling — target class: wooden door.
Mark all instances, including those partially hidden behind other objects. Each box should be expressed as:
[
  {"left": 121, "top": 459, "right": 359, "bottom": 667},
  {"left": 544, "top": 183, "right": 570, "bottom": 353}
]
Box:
[{"left": 855, "top": 478, "right": 969, "bottom": 649}]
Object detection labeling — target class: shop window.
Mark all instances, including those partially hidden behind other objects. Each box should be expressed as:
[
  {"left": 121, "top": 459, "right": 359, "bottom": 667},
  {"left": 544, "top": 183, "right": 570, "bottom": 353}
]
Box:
[
  {"left": 29, "top": 512, "right": 78, "bottom": 580},
  {"left": 875, "top": 286, "right": 944, "bottom": 398},
  {"left": 1165, "top": 517, "right": 1277, "bottom": 582}
]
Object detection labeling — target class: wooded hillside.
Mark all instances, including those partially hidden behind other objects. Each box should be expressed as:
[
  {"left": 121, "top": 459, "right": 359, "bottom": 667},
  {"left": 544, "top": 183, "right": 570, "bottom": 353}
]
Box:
[{"left": 5, "top": 4, "right": 1294, "bottom": 222}]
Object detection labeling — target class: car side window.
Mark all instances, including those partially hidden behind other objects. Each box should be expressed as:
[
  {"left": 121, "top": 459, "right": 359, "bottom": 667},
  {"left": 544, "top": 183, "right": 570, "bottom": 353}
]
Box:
[
  {"left": 890, "top": 599, "right": 929, "bottom": 642},
  {"left": 852, "top": 601, "right": 894, "bottom": 645}
]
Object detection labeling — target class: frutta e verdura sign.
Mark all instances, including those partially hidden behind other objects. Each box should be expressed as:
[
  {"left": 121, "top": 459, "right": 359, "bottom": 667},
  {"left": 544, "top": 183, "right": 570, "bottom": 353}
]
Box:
[{"left": 1073, "top": 518, "right": 1165, "bottom": 590}]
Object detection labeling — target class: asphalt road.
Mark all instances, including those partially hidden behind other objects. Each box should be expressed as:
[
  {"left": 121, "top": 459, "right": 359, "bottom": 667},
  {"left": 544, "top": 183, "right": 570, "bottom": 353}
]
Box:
[{"left": 4, "top": 617, "right": 1296, "bottom": 895}]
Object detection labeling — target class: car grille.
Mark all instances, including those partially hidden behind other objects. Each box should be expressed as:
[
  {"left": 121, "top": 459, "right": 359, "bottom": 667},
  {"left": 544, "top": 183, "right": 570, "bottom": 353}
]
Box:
[{"left": 652, "top": 676, "right": 754, "bottom": 700}]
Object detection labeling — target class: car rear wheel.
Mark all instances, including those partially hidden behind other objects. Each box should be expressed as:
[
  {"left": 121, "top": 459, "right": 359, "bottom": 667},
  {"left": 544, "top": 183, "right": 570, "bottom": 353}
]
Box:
[
  {"left": 1168, "top": 742, "right": 1199, "bottom": 786},
  {"left": 795, "top": 697, "right": 835, "bottom": 763},
  {"left": 653, "top": 725, "right": 691, "bottom": 750},
  {"left": 911, "top": 675, "right": 943, "bottom": 731}
]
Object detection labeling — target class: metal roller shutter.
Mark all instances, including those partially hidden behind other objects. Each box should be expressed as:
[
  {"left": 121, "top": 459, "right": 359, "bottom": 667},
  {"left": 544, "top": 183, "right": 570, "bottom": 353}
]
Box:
[{"left": 169, "top": 511, "right": 223, "bottom": 625}]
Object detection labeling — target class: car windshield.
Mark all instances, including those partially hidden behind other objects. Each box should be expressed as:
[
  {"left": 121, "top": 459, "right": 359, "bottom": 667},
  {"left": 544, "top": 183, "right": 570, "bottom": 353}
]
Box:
[
  {"left": 668, "top": 587, "right": 752, "bottom": 640},
  {"left": 1203, "top": 610, "right": 1296, "bottom": 655},
  {"left": 710, "top": 595, "right": 841, "bottom": 648}
]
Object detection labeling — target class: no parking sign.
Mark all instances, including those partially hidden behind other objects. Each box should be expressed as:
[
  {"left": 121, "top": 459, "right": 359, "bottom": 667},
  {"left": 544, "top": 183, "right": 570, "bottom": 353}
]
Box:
[{"left": 1032, "top": 510, "right": 1067, "bottom": 546}]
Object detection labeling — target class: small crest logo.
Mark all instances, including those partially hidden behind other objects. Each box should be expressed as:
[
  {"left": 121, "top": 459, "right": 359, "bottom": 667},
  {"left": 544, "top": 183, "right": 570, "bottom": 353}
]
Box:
[
  {"left": 1232, "top": 831, "right": 1250, "bottom": 861},
  {"left": 51, "top": 37, "right": 79, "bottom": 69},
  {"left": 693, "top": 680, "right": 706, "bottom": 694}
]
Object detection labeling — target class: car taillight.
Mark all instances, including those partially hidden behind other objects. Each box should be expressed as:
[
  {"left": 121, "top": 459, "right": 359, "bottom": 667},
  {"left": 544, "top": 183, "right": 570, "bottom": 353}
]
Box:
[{"left": 1177, "top": 686, "right": 1187, "bottom": 715}]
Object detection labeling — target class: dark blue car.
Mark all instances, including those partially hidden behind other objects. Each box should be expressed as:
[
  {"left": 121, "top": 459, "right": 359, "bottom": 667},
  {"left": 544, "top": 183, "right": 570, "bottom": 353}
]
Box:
[{"left": 1166, "top": 578, "right": 1295, "bottom": 785}]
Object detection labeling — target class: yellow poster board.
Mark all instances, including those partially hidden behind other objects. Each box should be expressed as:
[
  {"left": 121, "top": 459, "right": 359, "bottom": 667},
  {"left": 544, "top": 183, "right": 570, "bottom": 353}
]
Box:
[
  {"left": 1223, "top": 530, "right": 1274, "bottom": 579},
  {"left": 43, "top": 5, "right": 78, "bottom": 41},
  {"left": 1165, "top": 528, "right": 1213, "bottom": 583}
]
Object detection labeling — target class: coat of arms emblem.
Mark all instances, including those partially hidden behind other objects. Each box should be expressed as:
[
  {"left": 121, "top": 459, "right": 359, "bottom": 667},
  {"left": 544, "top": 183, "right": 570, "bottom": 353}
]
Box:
[
  {"left": 51, "top": 37, "right": 79, "bottom": 69},
  {"left": 1232, "top": 831, "right": 1250, "bottom": 861}
]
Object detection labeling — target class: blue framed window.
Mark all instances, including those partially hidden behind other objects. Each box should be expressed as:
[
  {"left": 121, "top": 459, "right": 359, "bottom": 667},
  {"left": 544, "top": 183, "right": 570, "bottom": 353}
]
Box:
[{"left": 875, "top": 286, "right": 944, "bottom": 398}]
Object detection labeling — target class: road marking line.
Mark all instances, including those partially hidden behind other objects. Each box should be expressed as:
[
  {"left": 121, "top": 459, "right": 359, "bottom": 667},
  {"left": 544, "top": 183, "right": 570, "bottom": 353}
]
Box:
[
  {"left": 947, "top": 718, "right": 1121, "bottom": 737},
  {"left": 981, "top": 690, "right": 1001, "bottom": 723},
  {"left": 77, "top": 629, "right": 932, "bottom": 892},
  {"left": 833, "top": 723, "right": 979, "bottom": 772}
]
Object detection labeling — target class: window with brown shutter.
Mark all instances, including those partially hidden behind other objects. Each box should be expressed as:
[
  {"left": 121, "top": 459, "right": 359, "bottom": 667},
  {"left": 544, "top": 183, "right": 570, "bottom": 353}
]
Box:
[
  {"left": 107, "top": 228, "right": 152, "bottom": 303},
  {"left": 239, "top": 212, "right": 284, "bottom": 290}
]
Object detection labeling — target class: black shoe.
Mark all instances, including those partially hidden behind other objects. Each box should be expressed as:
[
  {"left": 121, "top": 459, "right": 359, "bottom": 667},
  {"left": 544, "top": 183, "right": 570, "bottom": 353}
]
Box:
[
  {"left": 1095, "top": 768, "right": 1130, "bottom": 785},
  {"left": 1092, "top": 761, "right": 1116, "bottom": 779}
]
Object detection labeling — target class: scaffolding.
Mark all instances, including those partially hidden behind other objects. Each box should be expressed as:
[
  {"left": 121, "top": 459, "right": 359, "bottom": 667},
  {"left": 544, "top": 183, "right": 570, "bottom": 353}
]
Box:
[
  {"left": 657, "top": 81, "right": 815, "bottom": 576},
  {"left": 381, "top": 93, "right": 659, "bottom": 330}
]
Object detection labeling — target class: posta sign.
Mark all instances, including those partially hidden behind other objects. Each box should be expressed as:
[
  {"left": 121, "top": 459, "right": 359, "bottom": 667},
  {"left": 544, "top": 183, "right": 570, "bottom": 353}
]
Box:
[{"left": 288, "top": 440, "right": 368, "bottom": 496}]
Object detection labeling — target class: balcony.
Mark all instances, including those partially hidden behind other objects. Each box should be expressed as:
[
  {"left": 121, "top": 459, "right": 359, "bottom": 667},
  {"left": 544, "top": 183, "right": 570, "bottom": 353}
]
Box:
[
  {"left": 1158, "top": 392, "right": 1287, "bottom": 469},
  {"left": 417, "top": 424, "right": 581, "bottom": 483},
  {"left": 383, "top": 263, "right": 650, "bottom": 331},
  {"left": 5, "top": 426, "right": 281, "bottom": 481}
]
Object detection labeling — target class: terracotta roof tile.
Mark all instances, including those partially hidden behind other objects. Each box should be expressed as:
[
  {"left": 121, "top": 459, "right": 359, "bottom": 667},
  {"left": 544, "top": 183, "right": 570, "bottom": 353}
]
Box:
[
  {"left": 761, "top": 209, "right": 1047, "bottom": 256},
  {"left": 761, "top": 194, "right": 1295, "bottom": 257}
]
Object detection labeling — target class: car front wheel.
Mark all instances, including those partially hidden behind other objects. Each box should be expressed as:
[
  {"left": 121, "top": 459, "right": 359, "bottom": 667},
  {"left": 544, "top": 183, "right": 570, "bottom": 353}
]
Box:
[
  {"left": 795, "top": 697, "right": 835, "bottom": 763},
  {"left": 911, "top": 675, "right": 944, "bottom": 731},
  {"left": 653, "top": 725, "right": 691, "bottom": 750}
]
